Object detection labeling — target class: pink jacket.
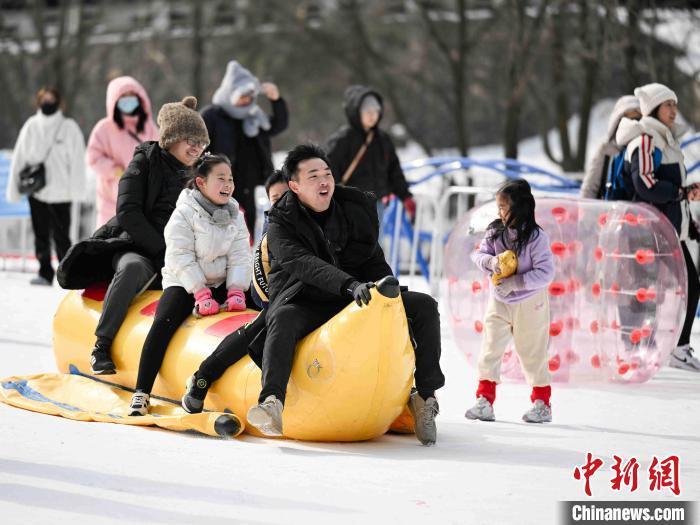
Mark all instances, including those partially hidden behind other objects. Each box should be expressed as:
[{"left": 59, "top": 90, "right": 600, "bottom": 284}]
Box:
[{"left": 86, "top": 76, "right": 159, "bottom": 227}]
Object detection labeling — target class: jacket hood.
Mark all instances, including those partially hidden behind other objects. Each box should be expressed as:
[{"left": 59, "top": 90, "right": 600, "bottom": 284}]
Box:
[
  {"left": 343, "top": 85, "right": 384, "bottom": 132},
  {"left": 606, "top": 95, "right": 640, "bottom": 143},
  {"left": 106, "top": 76, "right": 154, "bottom": 120},
  {"left": 615, "top": 117, "right": 644, "bottom": 147},
  {"left": 639, "top": 116, "right": 687, "bottom": 150},
  {"left": 212, "top": 61, "right": 261, "bottom": 108}
]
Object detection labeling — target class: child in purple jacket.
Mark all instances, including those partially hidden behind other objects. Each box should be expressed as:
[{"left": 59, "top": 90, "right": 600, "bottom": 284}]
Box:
[{"left": 466, "top": 179, "right": 555, "bottom": 423}]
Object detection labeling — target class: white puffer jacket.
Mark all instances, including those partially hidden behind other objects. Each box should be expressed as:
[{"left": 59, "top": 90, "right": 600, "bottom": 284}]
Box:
[
  {"left": 7, "top": 110, "right": 86, "bottom": 204},
  {"left": 161, "top": 189, "right": 251, "bottom": 293}
]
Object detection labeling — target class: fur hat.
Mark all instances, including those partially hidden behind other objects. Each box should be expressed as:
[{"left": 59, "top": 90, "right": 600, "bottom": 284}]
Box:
[
  {"left": 633, "top": 83, "right": 677, "bottom": 117},
  {"left": 157, "top": 96, "right": 209, "bottom": 150}
]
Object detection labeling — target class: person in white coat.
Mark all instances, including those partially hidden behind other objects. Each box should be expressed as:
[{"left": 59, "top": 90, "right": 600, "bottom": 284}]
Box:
[
  {"left": 128, "top": 152, "right": 252, "bottom": 415},
  {"left": 7, "top": 87, "right": 85, "bottom": 285}
]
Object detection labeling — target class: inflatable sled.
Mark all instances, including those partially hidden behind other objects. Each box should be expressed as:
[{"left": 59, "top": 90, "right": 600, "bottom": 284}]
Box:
[{"left": 52, "top": 277, "right": 416, "bottom": 441}]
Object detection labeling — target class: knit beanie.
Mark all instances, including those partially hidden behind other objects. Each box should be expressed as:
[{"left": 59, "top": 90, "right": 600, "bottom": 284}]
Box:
[
  {"left": 157, "top": 96, "right": 209, "bottom": 150},
  {"left": 606, "top": 95, "right": 640, "bottom": 141},
  {"left": 360, "top": 94, "right": 382, "bottom": 113},
  {"left": 633, "top": 83, "right": 677, "bottom": 117}
]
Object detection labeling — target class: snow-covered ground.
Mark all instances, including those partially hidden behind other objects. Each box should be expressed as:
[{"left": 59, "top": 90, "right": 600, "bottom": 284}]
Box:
[{"left": 0, "top": 270, "right": 698, "bottom": 524}]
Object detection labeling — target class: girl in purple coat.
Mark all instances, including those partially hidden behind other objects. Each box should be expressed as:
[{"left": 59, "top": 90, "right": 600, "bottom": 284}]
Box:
[{"left": 466, "top": 180, "right": 556, "bottom": 423}]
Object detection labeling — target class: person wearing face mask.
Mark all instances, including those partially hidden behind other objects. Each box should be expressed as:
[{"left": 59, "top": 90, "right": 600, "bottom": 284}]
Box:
[
  {"left": 6, "top": 87, "right": 86, "bottom": 286},
  {"left": 201, "top": 60, "right": 289, "bottom": 235},
  {"left": 57, "top": 96, "right": 210, "bottom": 376},
  {"left": 86, "top": 76, "right": 159, "bottom": 227},
  {"left": 326, "top": 85, "right": 416, "bottom": 225}
]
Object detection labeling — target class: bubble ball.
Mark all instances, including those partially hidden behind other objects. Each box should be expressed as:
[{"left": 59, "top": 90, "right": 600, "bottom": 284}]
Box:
[{"left": 444, "top": 198, "right": 688, "bottom": 384}]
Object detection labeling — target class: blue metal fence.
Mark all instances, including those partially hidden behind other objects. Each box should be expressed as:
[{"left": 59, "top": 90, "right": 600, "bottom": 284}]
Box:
[{"left": 0, "top": 152, "right": 29, "bottom": 218}]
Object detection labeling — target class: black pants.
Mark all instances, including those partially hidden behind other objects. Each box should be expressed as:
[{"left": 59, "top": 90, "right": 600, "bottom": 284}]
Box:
[
  {"left": 95, "top": 252, "right": 156, "bottom": 342},
  {"left": 197, "top": 310, "right": 267, "bottom": 383},
  {"left": 135, "top": 284, "right": 227, "bottom": 393},
  {"left": 28, "top": 196, "right": 71, "bottom": 282},
  {"left": 259, "top": 291, "right": 445, "bottom": 404},
  {"left": 679, "top": 242, "right": 699, "bottom": 346}
]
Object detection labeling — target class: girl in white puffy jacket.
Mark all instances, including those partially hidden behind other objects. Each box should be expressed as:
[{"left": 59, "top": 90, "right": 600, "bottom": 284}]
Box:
[{"left": 129, "top": 153, "right": 252, "bottom": 415}]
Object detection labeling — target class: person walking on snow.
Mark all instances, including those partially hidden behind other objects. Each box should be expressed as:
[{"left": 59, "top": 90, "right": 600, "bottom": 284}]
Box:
[
  {"left": 201, "top": 60, "right": 289, "bottom": 234},
  {"left": 128, "top": 153, "right": 251, "bottom": 416},
  {"left": 57, "top": 96, "right": 210, "bottom": 376},
  {"left": 466, "top": 179, "right": 556, "bottom": 423},
  {"left": 326, "top": 85, "right": 416, "bottom": 224},
  {"left": 619, "top": 82, "right": 700, "bottom": 372},
  {"left": 580, "top": 95, "right": 641, "bottom": 200},
  {"left": 244, "top": 144, "right": 444, "bottom": 445},
  {"left": 7, "top": 87, "right": 86, "bottom": 286},
  {"left": 87, "top": 76, "right": 159, "bottom": 228}
]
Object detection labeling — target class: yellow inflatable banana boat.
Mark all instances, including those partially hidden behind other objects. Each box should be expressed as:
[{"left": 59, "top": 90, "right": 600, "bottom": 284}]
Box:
[{"left": 52, "top": 278, "right": 416, "bottom": 441}]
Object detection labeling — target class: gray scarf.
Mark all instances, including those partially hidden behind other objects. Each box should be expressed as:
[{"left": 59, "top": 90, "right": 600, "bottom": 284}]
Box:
[{"left": 192, "top": 189, "right": 236, "bottom": 225}]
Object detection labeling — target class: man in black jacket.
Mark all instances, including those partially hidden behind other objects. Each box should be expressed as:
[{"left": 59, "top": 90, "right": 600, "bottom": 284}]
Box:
[{"left": 247, "top": 144, "right": 444, "bottom": 445}]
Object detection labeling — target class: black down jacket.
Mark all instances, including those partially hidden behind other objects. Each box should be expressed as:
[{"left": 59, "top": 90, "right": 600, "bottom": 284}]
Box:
[{"left": 57, "top": 141, "right": 189, "bottom": 289}]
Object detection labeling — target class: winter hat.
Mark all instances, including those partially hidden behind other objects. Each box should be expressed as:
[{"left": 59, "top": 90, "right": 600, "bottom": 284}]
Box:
[
  {"left": 634, "top": 83, "right": 677, "bottom": 117},
  {"left": 360, "top": 94, "right": 381, "bottom": 113},
  {"left": 212, "top": 61, "right": 271, "bottom": 137},
  {"left": 157, "top": 96, "right": 209, "bottom": 150},
  {"left": 606, "top": 95, "right": 640, "bottom": 141}
]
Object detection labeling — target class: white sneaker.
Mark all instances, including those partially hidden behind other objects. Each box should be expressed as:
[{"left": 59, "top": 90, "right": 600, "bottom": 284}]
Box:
[
  {"left": 522, "top": 399, "right": 552, "bottom": 423},
  {"left": 247, "top": 395, "right": 284, "bottom": 436},
  {"left": 669, "top": 345, "right": 700, "bottom": 372},
  {"left": 465, "top": 396, "right": 495, "bottom": 422},
  {"left": 129, "top": 391, "right": 150, "bottom": 416}
]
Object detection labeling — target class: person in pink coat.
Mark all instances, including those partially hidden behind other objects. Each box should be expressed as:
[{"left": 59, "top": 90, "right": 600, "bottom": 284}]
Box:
[{"left": 86, "top": 76, "right": 159, "bottom": 227}]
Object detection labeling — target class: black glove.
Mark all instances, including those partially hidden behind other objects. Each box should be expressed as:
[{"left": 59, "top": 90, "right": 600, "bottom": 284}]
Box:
[{"left": 346, "top": 280, "right": 375, "bottom": 307}]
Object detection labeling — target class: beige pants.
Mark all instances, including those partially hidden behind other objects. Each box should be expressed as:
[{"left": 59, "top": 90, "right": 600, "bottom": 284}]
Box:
[{"left": 478, "top": 289, "right": 551, "bottom": 386}]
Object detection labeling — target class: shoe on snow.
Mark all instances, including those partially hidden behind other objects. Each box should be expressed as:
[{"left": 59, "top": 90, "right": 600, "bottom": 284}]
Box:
[
  {"left": 29, "top": 276, "right": 52, "bottom": 286},
  {"left": 90, "top": 346, "right": 116, "bottom": 375},
  {"left": 465, "top": 396, "right": 495, "bottom": 422},
  {"left": 129, "top": 391, "right": 150, "bottom": 416},
  {"left": 247, "top": 395, "right": 283, "bottom": 437},
  {"left": 182, "top": 374, "right": 210, "bottom": 414},
  {"left": 408, "top": 390, "right": 439, "bottom": 446},
  {"left": 522, "top": 399, "right": 552, "bottom": 423},
  {"left": 669, "top": 345, "right": 700, "bottom": 372}
]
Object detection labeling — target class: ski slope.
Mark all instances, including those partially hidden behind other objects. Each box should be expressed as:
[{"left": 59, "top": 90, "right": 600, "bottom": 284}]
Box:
[{"left": 0, "top": 271, "right": 697, "bottom": 524}]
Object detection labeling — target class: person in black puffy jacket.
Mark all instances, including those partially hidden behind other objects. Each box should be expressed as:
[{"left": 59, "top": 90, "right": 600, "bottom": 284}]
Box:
[{"left": 57, "top": 96, "right": 210, "bottom": 376}]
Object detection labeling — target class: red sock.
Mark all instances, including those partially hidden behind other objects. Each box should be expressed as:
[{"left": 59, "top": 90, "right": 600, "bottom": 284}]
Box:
[
  {"left": 531, "top": 385, "right": 551, "bottom": 406},
  {"left": 476, "top": 380, "right": 497, "bottom": 405}
]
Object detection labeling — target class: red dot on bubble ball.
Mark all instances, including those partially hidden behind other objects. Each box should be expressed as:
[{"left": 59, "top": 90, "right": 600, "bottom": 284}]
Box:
[
  {"left": 611, "top": 249, "right": 621, "bottom": 259},
  {"left": 594, "top": 247, "right": 603, "bottom": 261},
  {"left": 641, "top": 325, "right": 652, "bottom": 338},
  {"left": 549, "top": 282, "right": 566, "bottom": 296},
  {"left": 636, "top": 288, "right": 647, "bottom": 302},
  {"left": 591, "top": 283, "right": 601, "bottom": 296},
  {"left": 548, "top": 355, "right": 560, "bottom": 372},
  {"left": 551, "top": 207, "right": 567, "bottom": 224},
  {"left": 630, "top": 329, "right": 642, "bottom": 344},
  {"left": 635, "top": 249, "right": 648, "bottom": 264},
  {"left": 472, "top": 281, "right": 482, "bottom": 294},
  {"left": 591, "top": 355, "right": 601, "bottom": 368},
  {"left": 549, "top": 321, "right": 563, "bottom": 337},
  {"left": 611, "top": 320, "right": 620, "bottom": 330},
  {"left": 625, "top": 213, "right": 638, "bottom": 226},
  {"left": 551, "top": 242, "right": 567, "bottom": 257},
  {"left": 630, "top": 362, "right": 639, "bottom": 370},
  {"left": 610, "top": 283, "right": 620, "bottom": 294},
  {"left": 474, "top": 320, "right": 483, "bottom": 333},
  {"left": 647, "top": 288, "right": 657, "bottom": 300},
  {"left": 618, "top": 363, "right": 630, "bottom": 375},
  {"left": 598, "top": 213, "right": 608, "bottom": 226},
  {"left": 590, "top": 320, "right": 599, "bottom": 333}
]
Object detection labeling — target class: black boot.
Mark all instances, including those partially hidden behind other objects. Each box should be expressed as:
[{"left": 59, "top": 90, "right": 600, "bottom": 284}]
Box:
[
  {"left": 90, "top": 339, "right": 116, "bottom": 375},
  {"left": 181, "top": 373, "right": 210, "bottom": 414}
]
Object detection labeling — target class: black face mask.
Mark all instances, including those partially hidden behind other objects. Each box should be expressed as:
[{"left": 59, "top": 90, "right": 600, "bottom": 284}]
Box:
[{"left": 40, "top": 102, "right": 59, "bottom": 115}]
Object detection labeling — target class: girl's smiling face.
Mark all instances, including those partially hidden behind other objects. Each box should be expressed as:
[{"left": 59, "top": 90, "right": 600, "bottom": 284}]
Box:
[
  {"left": 196, "top": 162, "right": 234, "bottom": 206},
  {"left": 496, "top": 192, "right": 512, "bottom": 224}
]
